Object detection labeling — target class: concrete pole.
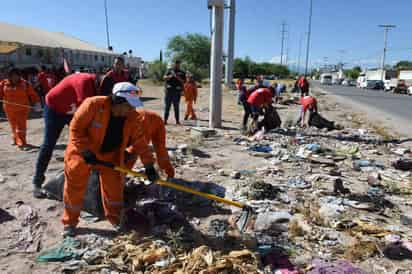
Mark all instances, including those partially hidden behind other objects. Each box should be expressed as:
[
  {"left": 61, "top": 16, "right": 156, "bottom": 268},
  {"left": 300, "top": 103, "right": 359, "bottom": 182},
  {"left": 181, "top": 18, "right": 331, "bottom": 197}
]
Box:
[
  {"left": 225, "top": 0, "right": 236, "bottom": 87},
  {"left": 209, "top": 0, "right": 225, "bottom": 128},
  {"left": 280, "top": 22, "right": 287, "bottom": 65},
  {"left": 304, "top": 0, "right": 313, "bottom": 76},
  {"left": 378, "top": 25, "right": 396, "bottom": 81},
  {"left": 104, "top": 0, "right": 111, "bottom": 50},
  {"left": 297, "top": 33, "right": 304, "bottom": 74}
]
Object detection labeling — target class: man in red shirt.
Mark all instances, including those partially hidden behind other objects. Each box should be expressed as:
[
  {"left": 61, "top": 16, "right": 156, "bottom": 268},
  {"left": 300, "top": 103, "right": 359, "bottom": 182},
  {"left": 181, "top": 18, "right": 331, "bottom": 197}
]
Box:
[
  {"left": 299, "top": 95, "right": 318, "bottom": 127},
  {"left": 38, "top": 66, "right": 51, "bottom": 94},
  {"left": 32, "top": 73, "right": 98, "bottom": 198},
  {"left": 247, "top": 87, "right": 273, "bottom": 122},
  {"left": 298, "top": 76, "right": 310, "bottom": 97},
  {"left": 100, "top": 57, "right": 132, "bottom": 96}
]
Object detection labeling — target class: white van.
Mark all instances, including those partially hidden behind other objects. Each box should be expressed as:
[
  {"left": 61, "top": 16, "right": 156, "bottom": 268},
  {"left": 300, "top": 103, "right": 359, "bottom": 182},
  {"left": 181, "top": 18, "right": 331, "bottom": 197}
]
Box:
[{"left": 320, "top": 74, "right": 332, "bottom": 85}]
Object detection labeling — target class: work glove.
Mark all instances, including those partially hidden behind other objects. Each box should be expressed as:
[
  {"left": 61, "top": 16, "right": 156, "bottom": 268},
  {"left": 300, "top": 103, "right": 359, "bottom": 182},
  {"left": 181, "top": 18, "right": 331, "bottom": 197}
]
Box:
[
  {"left": 144, "top": 164, "right": 159, "bottom": 182},
  {"left": 82, "top": 150, "right": 98, "bottom": 165},
  {"left": 33, "top": 103, "right": 43, "bottom": 112}
]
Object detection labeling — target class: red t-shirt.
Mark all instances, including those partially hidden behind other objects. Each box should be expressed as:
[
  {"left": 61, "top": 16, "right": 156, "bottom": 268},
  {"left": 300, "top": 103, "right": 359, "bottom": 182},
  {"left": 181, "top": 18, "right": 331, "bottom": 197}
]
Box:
[
  {"left": 46, "top": 73, "right": 96, "bottom": 115},
  {"left": 247, "top": 88, "right": 272, "bottom": 107},
  {"left": 38, "top": 71, "right": 51, "bottom": 93},
  {"left": 300, "top": 96, "right": 316, "bottom": 112}
]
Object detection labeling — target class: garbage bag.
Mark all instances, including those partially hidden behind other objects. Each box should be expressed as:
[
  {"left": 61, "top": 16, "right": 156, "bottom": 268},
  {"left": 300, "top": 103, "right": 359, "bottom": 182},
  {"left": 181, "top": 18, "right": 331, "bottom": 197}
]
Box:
[
  {"left": 308, "top": 112, "right": 335, "bottom": 130},
  {"left": 43, "top": 170, "right": 104, "bottom": 218},
  {"left": 36, "top": 237, "right": 81, "bottom": 262},
  {"left": 258, "top": 105, "right": 282, "bottom": 132}
]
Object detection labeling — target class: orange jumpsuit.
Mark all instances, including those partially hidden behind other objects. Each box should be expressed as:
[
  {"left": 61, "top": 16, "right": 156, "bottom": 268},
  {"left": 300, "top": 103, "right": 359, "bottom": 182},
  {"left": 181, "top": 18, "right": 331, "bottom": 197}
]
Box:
[
  {"left": 0, "top": 79, "right": 40, "bottom": 147},
  {"left": 62, "top": 96, "right": 154, "bottom": 227},
  {"left": 183, "top": 81, "right": 198, "bottom": 120},
  {"left": 126, "top": 109, "right": 175, "bottom": 178}
]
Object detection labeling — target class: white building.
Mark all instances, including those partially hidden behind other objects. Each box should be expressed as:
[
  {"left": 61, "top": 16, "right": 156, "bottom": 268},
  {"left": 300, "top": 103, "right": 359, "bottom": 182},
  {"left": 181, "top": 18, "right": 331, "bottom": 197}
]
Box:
[{"left": 0, "top": 21, "right": 119, "bottom": 71}]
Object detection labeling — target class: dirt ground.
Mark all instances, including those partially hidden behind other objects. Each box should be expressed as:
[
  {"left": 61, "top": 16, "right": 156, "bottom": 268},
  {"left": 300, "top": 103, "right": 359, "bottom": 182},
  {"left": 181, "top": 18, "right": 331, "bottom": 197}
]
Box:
[{"left": 0, "top": 81, "right": 411, "bottom": 273}]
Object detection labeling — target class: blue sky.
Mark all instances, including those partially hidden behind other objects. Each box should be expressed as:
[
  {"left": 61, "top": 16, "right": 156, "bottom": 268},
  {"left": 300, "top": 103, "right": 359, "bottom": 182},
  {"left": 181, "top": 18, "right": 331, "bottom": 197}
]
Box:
[{"left": 2, "top": 0, "right": 411, "bottom": 69}]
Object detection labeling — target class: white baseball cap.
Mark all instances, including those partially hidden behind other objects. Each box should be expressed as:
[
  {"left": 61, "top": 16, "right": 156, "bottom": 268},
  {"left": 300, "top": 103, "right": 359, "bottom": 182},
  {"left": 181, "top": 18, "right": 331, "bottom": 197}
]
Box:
[{"left": 112, "top": 82, "right": 143, "bottom": 108}]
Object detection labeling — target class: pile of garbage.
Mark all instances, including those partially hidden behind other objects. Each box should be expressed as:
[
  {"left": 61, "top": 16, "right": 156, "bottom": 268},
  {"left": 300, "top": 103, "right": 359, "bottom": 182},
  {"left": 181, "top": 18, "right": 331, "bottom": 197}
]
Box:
[{"left": 226, "top": 126, "right": 412, "bottom": 272}]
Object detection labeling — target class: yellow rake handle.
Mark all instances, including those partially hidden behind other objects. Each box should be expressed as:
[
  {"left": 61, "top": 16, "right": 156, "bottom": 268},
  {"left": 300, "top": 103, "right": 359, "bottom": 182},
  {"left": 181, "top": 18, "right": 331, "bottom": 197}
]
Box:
[{"left": 114, "top": 166, "right": 245, "bottom": 209}]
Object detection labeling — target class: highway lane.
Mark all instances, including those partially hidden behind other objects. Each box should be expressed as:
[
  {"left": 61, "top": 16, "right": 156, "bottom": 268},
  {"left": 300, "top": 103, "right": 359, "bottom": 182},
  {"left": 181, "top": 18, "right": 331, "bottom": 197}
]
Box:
[{"left": 312, "top": 81, "right": 412, "bottom": 120}]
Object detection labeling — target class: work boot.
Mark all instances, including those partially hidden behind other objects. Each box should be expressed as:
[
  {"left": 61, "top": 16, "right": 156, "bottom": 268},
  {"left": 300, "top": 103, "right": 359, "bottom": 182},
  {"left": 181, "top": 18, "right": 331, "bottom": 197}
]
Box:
[
  {"left": 33, "top": 186, "right": 46, "bottom": 199},
  {"left": 18, "top": 145, "right": 32, "bottom": 151},
  {"left": 63, "top": 225, "right": 76, "bottom": 238}
]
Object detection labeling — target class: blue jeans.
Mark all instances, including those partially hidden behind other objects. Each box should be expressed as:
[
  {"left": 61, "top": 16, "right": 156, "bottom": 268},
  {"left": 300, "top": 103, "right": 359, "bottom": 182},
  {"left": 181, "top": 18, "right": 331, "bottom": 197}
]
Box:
[
  {"left": 164, "top": 91, "right": 181, "bottom": 123},
  {"left": 33, "top": 105, "right": 72, "bottom": 187}
]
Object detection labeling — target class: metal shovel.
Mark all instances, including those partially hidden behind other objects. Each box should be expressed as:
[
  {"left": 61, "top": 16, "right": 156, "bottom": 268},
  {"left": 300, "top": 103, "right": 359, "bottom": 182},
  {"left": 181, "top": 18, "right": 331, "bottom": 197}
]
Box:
[{"left": 83, "top": 151, "right": 253, "bottom": 232}]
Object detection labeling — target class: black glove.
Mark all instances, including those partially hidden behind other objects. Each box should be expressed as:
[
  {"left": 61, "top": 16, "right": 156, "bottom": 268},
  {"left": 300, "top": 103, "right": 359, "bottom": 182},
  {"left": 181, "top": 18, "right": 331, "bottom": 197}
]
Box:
[
  {"left": 82, "top": 150, "right": 98, "bottom": 165},
  {"left": 145, "top": 165, "right": 159, "bottom": 182},
  {"left": 124, "top": 151, "right": 135, "bottom": 163}
]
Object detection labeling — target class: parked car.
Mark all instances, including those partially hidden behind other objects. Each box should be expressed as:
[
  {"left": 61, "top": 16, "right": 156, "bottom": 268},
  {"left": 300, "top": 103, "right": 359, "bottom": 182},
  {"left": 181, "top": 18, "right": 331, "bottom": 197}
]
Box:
[
  {"left": 393, "top": 80, "right": 408, "bottom": 94},
  {"left": 342, "top": 79, "right": 356, "bottom": 86},
  {"left": 366, "top": 80, "right": 384, "bottom": 90}
]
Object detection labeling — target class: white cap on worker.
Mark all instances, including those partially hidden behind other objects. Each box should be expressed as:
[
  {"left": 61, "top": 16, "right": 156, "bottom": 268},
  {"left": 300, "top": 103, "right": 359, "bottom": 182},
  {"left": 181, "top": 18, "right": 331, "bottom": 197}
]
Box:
[{"left": 112, "top": 82, "right": 143, "bottom": 108}]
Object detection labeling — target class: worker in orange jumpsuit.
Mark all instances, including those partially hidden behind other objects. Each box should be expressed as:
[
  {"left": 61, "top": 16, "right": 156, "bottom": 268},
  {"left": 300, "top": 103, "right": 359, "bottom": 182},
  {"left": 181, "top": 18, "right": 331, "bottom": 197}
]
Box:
[
  {"left": 62, "top": 82, "right": 158, "bottom": 237},
  {"left": 126, "top": 109, "right": 175, "bottom": 178},
  {"left": 0, "top": 68, "right": 41, "bottom": 150},
  {"left": 183, "top": 73, "right": 198, "bottom": 120}
]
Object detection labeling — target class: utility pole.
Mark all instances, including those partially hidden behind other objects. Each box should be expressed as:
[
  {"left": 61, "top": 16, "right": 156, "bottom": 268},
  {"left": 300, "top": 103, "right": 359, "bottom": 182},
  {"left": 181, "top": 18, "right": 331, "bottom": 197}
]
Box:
[
  {"left": 304, "top": 0, "right": 313, "bottom": 76},
  {"left": 378, "top": 24, "right": 396, "bottom": 81},
  {"left": 225, "top": 0, "right": 236, "bottom": 87},
  {"left": 280, "top": 21, "right": 287, "bottom": 65},
  {"left": 208, "top": 0, "right": 225, "bottom": 128},
  {"left": 104, "top": 0, "right": 111, "bottom": 50},
  {"left": 297, "top": 33, "right": 304, "bottom": 74}
]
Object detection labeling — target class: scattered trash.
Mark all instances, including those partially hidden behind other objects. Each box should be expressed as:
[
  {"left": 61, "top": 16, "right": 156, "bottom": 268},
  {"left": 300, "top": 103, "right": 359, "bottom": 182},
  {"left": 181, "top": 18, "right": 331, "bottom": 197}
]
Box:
[
  {"left": 248, "top": 181, "right": 282, "bottom": 200},
  {"left": 248, "top": 145, "right": 273, "bottom": 153},
  {"left": 0, "top": 208, "right": 14, "bottom": 224},
  {"left": 254, "top": 211, "right": 291, "bottom": 232},
  {"left": 305, "top": 143, "right": 321, "bottom": 153},
  {"left": 231, "top": 170, "right": 241, "bottom": 179},
  {"left": 333, "top": 178, "right": 351, "bottom": 195},
  {"left": 288, "top": 177, "right": 311, "bottom": 189},
  {"left": 400, "top": 213, "right": 412, "bottom": 227},
  {"left": 0, "top": 173, "right": 6, "bottom": 184},
  {"left": 392, "top": 158, "right": 412, "bottom": 171},
  {"left": 307, "top": 259, "right": 362, "bottom": 274},
  {"left": 37, "top": 237, "right": 81, "bottom": 262},
  {"left": 209, "top": 219, "right": 229, "bottom": 238}
]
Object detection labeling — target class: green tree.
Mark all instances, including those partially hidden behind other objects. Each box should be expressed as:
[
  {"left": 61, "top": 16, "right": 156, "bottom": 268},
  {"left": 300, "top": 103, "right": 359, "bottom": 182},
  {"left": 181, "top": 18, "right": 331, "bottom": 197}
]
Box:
[
  {"left": 345, "top": 66, "right": 362, "bottom": 79},
  {"left": 147, "top": 60, "right": 167, "bottom": 82},
  {"left": 233, "top": 57, "right": 290, "bottom": 79},
  {"left": 166, "top": 33, "right": 211, "bottom": 80},
  {"left": 395, "top": 61, "right": 412, "bottom": 70}
]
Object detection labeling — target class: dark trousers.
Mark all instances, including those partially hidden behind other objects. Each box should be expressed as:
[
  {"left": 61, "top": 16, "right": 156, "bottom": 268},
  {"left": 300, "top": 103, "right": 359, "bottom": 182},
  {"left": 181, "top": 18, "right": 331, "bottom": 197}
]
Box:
[
  {"left": 33, "top": 105, "right": 72, "bottom": 187},
  {"left": 242, "top": 101, "right": 252, "bottom": 128},
  {"left": 164, "top": 92, "right": 181, "bottom": 123}
]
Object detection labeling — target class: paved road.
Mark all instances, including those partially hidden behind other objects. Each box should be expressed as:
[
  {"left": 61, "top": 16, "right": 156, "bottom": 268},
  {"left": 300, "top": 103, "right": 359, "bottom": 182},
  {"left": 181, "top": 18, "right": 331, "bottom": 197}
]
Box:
[{"left": 312, "top": 81, "right": 412, "bottom": 120}]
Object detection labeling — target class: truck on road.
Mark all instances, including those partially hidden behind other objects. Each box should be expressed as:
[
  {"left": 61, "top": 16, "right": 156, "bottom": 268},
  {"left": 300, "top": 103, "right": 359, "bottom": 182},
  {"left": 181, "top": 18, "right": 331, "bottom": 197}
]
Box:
[{"left": 320, "top": 73, "right": 332, "bottom": 85}]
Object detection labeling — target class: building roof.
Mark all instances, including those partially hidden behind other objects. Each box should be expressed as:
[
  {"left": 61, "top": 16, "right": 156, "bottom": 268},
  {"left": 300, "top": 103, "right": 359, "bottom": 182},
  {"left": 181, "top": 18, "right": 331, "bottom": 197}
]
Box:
[{"left": 0, "top": 22, "right": 115, "bottom": 54}]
